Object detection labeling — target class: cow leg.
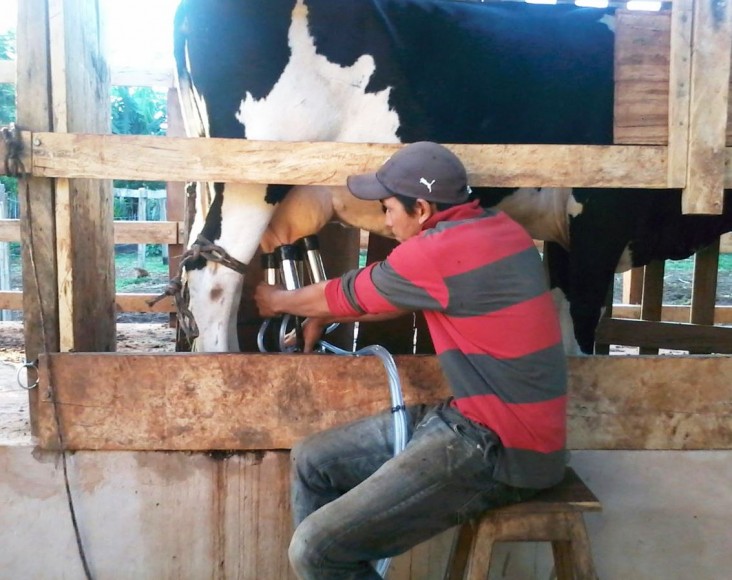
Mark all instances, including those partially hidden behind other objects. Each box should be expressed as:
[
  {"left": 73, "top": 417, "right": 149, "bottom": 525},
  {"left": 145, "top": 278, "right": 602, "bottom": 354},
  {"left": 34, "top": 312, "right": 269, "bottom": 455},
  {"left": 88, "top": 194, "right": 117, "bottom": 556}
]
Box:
[
  {"left": 543, "top": 242, "right": 583, "bottom": 355},
  {"left": 557, "top": 190, "right": 636, "bottom": 354},
  {"left": 186, "top": 183, "right": 277, "bottom": 352}
]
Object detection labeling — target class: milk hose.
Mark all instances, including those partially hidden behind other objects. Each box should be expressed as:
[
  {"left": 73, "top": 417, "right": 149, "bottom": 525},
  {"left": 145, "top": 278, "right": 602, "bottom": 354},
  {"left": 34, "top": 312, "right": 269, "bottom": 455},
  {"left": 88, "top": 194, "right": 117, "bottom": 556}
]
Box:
[{"left": 318, "top": 340, "right": 409, "bottom": 578}]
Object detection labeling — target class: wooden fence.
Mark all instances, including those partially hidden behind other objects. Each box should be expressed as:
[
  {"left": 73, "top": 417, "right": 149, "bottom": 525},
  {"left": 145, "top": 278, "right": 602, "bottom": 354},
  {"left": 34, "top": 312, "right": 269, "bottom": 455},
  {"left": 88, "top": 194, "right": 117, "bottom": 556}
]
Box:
[{"left": 0, "top": 1, "right": 731, "bottom": 342}]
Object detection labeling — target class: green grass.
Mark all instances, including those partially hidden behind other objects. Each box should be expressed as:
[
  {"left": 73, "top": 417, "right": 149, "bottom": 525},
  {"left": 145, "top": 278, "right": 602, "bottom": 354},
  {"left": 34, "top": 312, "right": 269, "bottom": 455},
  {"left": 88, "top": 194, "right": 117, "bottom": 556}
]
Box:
[
  {"left": 663, "top": 253, "right": 732, "bottom": 273},
  {"left": 115, "top": 250, "right": 170, "bottom": 292}
]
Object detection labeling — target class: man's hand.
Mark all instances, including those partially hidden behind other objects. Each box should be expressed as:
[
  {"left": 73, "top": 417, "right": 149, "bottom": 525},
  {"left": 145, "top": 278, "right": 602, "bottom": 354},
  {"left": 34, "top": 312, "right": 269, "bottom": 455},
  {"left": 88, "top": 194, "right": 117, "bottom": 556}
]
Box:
[
  {"left": 254, "top": 282, "right": 283, "bottom": 318},
  {"left": 301, "top": 318, "right": 330, "bottom": 352}
]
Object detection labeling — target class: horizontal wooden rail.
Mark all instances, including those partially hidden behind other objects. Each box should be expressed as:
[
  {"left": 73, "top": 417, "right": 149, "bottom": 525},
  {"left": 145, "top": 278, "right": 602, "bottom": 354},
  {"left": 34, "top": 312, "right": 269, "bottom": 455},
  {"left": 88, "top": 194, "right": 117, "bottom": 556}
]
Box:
[
  {"left": 0, "top": 219, "right": 184, "bottom": 243},
  {"left": 612, "top": 303, "right": 732, "bottom": 324},
  {"left": 0, "top": 290, "right": 174, "bottom": 313},
  {"left": 36, "top": 353, "right": 732, "bottom": 451},
  {"left": 0, "top": 60, "right": 174, "bottom": 87},
  {"left": 596, "top": 318, "right": 732, "bottom": 352},
  {"left": 1, "top": 131, "right": 676, "bottom": 188}
]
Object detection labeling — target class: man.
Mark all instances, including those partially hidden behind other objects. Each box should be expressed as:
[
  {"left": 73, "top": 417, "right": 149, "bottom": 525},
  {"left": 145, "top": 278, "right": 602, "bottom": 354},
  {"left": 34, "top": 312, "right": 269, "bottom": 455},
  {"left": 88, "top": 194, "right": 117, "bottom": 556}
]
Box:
[{"left": 254, "top": 141, "right": 568, "bottom": 579}]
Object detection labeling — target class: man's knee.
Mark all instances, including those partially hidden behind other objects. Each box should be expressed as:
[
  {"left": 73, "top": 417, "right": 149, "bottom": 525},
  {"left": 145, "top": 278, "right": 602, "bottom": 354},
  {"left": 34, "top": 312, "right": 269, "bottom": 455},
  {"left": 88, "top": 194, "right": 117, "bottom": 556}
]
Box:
[{"left": 288, "top": 519, "right": 319, "bottom": 578}]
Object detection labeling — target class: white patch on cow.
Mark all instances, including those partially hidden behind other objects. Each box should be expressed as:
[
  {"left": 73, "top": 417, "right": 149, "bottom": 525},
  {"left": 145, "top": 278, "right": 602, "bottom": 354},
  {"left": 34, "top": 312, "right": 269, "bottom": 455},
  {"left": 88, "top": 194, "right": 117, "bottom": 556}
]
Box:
[
  {"left": 187, "top": 183, "right": 277, "bottom": 352},
  {"left": 551, "top": 287, "right": 584, "bottom": 356},
  {"left": 567, "top": 192, "right": 584, "bottom": 219},
  {"left": 236, "top": 0, "right": 400, "bottom": 143},
  {"left": 495, "top": 187, "right": 573, "bottom": 249},
  {"left": 599, "top": 14, "right": 615, "bottom": 34},
  {"left": 615, "top": 245, "right": 633, "bottom": 272}
]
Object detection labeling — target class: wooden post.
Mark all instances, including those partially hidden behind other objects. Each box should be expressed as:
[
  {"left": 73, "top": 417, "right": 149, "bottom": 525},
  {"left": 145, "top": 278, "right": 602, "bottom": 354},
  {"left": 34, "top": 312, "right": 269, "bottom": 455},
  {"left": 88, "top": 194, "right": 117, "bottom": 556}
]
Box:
[
  {"left": 682, "top": 0, "right": 732, "bottom": 214},
  {"left": 47, "top": 0, "right": 115, "bottom": 353},
  {"left": 639, "top": 260, "right": 666, "bottom": 355},
  {"left": 136, "top": 187, "right": 147, "bottom": 269},
  {"left": 17, "top": 0, "right": 60, "bottom": 434},
  {"left": 0, "top": 182, "right": 10, "bottom": 321}
]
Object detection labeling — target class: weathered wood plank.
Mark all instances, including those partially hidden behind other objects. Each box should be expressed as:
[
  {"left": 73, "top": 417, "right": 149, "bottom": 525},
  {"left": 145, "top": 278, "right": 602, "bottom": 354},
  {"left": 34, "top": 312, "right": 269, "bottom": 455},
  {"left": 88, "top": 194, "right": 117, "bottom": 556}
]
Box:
[
  {"left": 612, "top": 303, "right": 732, "bottom": 324},
  {"left": 36, "top": 354, "right": 732, "bottom": 452},
  {"left": 5, "top": 132, "right": 670, "bottom": 188},
  {"left": 668, "top": 0, "right": 693, "bottom": 186},
  {"left": 690, "top": 240, "right": 721, "bottom": 328},
  {"left": 683, "top": 0, "right": 732, "bottom": 214},
  {"left": 0, "top": 291, "right": 174, "bottom": 313},
  {"left": 0, "top": 219, "right": 182, "bottom": 244},
  {"left": 17, "top": 0, "right": 59, "bottom": 436},
  {"left": 48, "top": 0, "right": 116, "bottom": 353},
  {"left": 596, "top": 318, "right": 732, "bottom": 352},
  {"left": 0, "top": 60, "right": 175, "bottom": 87},
  {"left": 639, "top": 260, "right": 665, "bottom": 355},
  {"left": 614, "top": 10, "right": 673, "bottom": 146}
]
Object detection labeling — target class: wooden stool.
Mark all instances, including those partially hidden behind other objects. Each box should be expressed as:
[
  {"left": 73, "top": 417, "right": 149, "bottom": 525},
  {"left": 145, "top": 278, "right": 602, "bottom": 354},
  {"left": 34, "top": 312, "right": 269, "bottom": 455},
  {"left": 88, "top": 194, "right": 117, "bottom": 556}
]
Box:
[{"left": 446, "top": 468, "right": 602, "bottom": 580}]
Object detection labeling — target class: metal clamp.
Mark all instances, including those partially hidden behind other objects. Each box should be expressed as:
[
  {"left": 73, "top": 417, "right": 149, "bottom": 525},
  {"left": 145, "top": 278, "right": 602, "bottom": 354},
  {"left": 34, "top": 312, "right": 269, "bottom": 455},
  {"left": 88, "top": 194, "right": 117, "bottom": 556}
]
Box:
[{"left": 16, "top": 360, "right": 39, "bottom": 390}]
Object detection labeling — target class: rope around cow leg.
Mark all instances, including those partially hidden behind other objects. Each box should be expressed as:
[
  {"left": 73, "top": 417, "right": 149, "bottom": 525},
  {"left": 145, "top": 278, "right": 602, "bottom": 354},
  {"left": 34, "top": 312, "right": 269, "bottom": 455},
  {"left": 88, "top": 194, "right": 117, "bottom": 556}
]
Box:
[{"left": 147, "top": 235, "right": 249, "bottom": 341}]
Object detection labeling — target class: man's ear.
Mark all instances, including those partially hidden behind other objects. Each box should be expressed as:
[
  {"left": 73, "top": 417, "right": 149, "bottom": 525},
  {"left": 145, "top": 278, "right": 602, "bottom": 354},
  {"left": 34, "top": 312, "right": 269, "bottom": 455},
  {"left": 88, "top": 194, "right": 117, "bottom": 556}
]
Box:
[{"left": 415, "top": 199, "right": 434, "bottom": 224}]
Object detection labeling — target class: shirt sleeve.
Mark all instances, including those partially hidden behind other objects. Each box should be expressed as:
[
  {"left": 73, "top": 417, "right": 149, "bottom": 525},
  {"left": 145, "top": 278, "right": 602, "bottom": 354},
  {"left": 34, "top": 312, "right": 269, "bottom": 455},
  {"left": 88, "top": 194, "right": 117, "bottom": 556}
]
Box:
[{"left": 325, "top": 237, "right": 447, "bottom": 316}]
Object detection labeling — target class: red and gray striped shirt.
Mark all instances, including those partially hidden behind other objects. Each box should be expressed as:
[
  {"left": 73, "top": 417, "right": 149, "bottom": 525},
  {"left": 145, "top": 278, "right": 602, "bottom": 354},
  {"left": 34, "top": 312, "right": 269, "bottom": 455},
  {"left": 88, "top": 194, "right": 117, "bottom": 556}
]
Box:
[{"left": 325, "top": 201, "right": 567, "bottom": 489}]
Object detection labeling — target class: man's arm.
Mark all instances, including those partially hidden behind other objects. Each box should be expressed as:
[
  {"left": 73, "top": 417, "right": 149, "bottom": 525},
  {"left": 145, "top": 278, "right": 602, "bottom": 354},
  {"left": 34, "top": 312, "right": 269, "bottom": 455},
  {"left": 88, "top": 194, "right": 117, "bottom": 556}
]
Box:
[
  {"left": 254, "top": 281, "right": 408, "bottom": 322},
  {"left": 255, "top": 281, "right": 409, "bottom": 352}
]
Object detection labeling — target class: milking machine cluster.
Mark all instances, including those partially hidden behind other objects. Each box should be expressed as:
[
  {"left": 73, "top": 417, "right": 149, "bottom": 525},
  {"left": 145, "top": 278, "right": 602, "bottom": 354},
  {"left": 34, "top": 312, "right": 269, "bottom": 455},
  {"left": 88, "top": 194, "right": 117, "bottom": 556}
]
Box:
[{"left": 259, "top": 234, "right": 408, "bottom": 577}]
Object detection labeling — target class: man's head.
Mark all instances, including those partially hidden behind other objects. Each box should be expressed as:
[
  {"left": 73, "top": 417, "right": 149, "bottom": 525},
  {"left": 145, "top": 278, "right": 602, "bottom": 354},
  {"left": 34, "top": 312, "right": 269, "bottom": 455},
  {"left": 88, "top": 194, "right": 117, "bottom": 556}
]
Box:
[
  {"left": 347, "top": 141, "right": 470, "bottom": 204},
  {"left": 347, "top": 141, "right": 471, "bottom": 241}
]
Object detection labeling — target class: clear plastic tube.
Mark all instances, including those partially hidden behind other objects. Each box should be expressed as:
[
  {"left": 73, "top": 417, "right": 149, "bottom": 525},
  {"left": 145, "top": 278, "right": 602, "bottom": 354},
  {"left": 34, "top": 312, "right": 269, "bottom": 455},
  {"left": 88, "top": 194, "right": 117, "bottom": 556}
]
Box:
[{"left": 319, "top": 341, "right": 409, "bottom": 577}]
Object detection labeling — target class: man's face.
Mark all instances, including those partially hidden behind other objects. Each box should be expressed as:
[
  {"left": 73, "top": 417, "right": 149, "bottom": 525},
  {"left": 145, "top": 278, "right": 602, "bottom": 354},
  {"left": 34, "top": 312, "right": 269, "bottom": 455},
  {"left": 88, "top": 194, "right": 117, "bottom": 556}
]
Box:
[{"left": 380, "top": 196, "right": 424, "bottom": 242}]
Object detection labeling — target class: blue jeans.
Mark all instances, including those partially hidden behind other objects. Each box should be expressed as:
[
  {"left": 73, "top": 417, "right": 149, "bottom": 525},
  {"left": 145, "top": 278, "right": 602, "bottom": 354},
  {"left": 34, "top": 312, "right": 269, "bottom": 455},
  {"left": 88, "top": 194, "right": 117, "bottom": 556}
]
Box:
[{"left": 288, "top": 402, "right": 537, "bottom": 579}]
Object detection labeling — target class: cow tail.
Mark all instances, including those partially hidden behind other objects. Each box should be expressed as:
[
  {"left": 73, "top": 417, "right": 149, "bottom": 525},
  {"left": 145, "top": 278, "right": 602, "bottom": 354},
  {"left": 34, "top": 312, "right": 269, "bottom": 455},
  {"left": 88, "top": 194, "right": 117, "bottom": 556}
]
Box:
[{"left": 173, "top": 0, "right": 208, "bottom": 139}]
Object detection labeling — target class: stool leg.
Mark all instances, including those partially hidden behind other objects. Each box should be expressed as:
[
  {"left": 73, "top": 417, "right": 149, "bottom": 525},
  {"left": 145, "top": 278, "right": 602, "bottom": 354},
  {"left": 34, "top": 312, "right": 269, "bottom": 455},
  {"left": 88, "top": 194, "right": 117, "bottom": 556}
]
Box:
[
  {"left": 551, "top": 540, "right": 575, "bottom": 580},
  {"left": 464, "top": 519, "right": 497, "bottom": 580},
  {"left": 566, "top": 513, "right": 598, "bottom": 580},
  {"left": 445, "top": 524, "right": 475, "bottom": 580}
]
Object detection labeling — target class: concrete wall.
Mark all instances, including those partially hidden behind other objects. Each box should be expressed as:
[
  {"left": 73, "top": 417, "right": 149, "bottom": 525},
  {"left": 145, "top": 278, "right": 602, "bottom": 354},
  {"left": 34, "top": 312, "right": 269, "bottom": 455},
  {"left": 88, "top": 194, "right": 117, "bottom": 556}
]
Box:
[{"left": 1, "top": 443, "right": 730, "bottom": 579}]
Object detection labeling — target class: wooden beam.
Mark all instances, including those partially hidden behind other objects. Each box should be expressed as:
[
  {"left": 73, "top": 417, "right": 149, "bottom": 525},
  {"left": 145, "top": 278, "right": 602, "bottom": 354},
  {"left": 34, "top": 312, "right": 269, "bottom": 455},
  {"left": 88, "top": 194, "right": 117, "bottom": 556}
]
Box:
[
  {"left": 596, "top": 318, "right": 732, "bottom": 352},
  {"left": 0, "top": 290, "right": 176, "bottom": 313},
  {"left": 0, "top": 60, "right": 174, "bottom": 87},
  {"left": 109, "top": 66, "right": 174, "bottom": 88},
  {"left": 35, "top": 353, "right": 732, "bottom": 452},
  {"left": 614, "top": 10, "right": 672, "bottom": 146},
  {"left": 1, "top": 219, "right": 183, "bottom": 244},
  {"left": 17, "top": 0, "right": 60, "bottom": 436},
  {"left": 115, "top": 293, "right": 174, "bottom": 313},
  {"left": 667, "top": 0, "right": 693, "bottom": 186},
  {"left": 690, "top": 239, "right": 721, "bottom": 327},
  {"left": 683, "top": 0, "right": 732, "bottom": 214},
  {"left": 0, "top": 132, "right": 673, "bottom": 188},
  {"left": 612, "top": 303, "right": 732, "bottom": 324},
  {"left": 47, "top": 0, "right": 115, "bottom": 353}
]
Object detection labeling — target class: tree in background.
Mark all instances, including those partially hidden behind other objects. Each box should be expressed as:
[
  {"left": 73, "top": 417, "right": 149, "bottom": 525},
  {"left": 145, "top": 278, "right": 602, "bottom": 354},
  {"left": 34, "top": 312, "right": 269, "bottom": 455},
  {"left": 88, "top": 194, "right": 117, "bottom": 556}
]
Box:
[{"left": 111, "top": 86, "right": 167, "bottom": 191}]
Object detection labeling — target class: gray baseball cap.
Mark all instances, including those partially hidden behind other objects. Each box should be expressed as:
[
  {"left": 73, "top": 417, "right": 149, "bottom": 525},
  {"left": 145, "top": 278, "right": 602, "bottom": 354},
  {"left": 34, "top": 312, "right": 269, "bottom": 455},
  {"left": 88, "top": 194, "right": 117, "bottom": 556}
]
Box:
[{"left": 347, "top": 141, "right": 470, "bottom": 204}]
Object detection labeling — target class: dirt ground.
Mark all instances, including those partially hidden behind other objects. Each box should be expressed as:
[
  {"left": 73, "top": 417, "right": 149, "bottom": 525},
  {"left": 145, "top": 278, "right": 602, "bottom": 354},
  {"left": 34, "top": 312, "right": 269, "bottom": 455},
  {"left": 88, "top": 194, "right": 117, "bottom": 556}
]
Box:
[{"left": 0, "top": 321, "right": 175, "bottom": 441}]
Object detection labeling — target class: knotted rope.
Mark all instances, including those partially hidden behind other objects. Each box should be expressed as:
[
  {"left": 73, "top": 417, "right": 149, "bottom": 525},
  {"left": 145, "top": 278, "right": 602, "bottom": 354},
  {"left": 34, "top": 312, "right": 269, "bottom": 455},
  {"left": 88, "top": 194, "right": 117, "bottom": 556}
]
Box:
[{"left": 147, "top": 235, "right": 248, "bottom": 340}]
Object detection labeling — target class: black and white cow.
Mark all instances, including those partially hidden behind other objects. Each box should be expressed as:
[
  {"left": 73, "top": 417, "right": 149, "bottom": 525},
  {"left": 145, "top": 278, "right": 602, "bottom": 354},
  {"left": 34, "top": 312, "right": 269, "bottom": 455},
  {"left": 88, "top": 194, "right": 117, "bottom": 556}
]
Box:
[{"left": 173, "top": 0, "right": 732, "bottom": 353}]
